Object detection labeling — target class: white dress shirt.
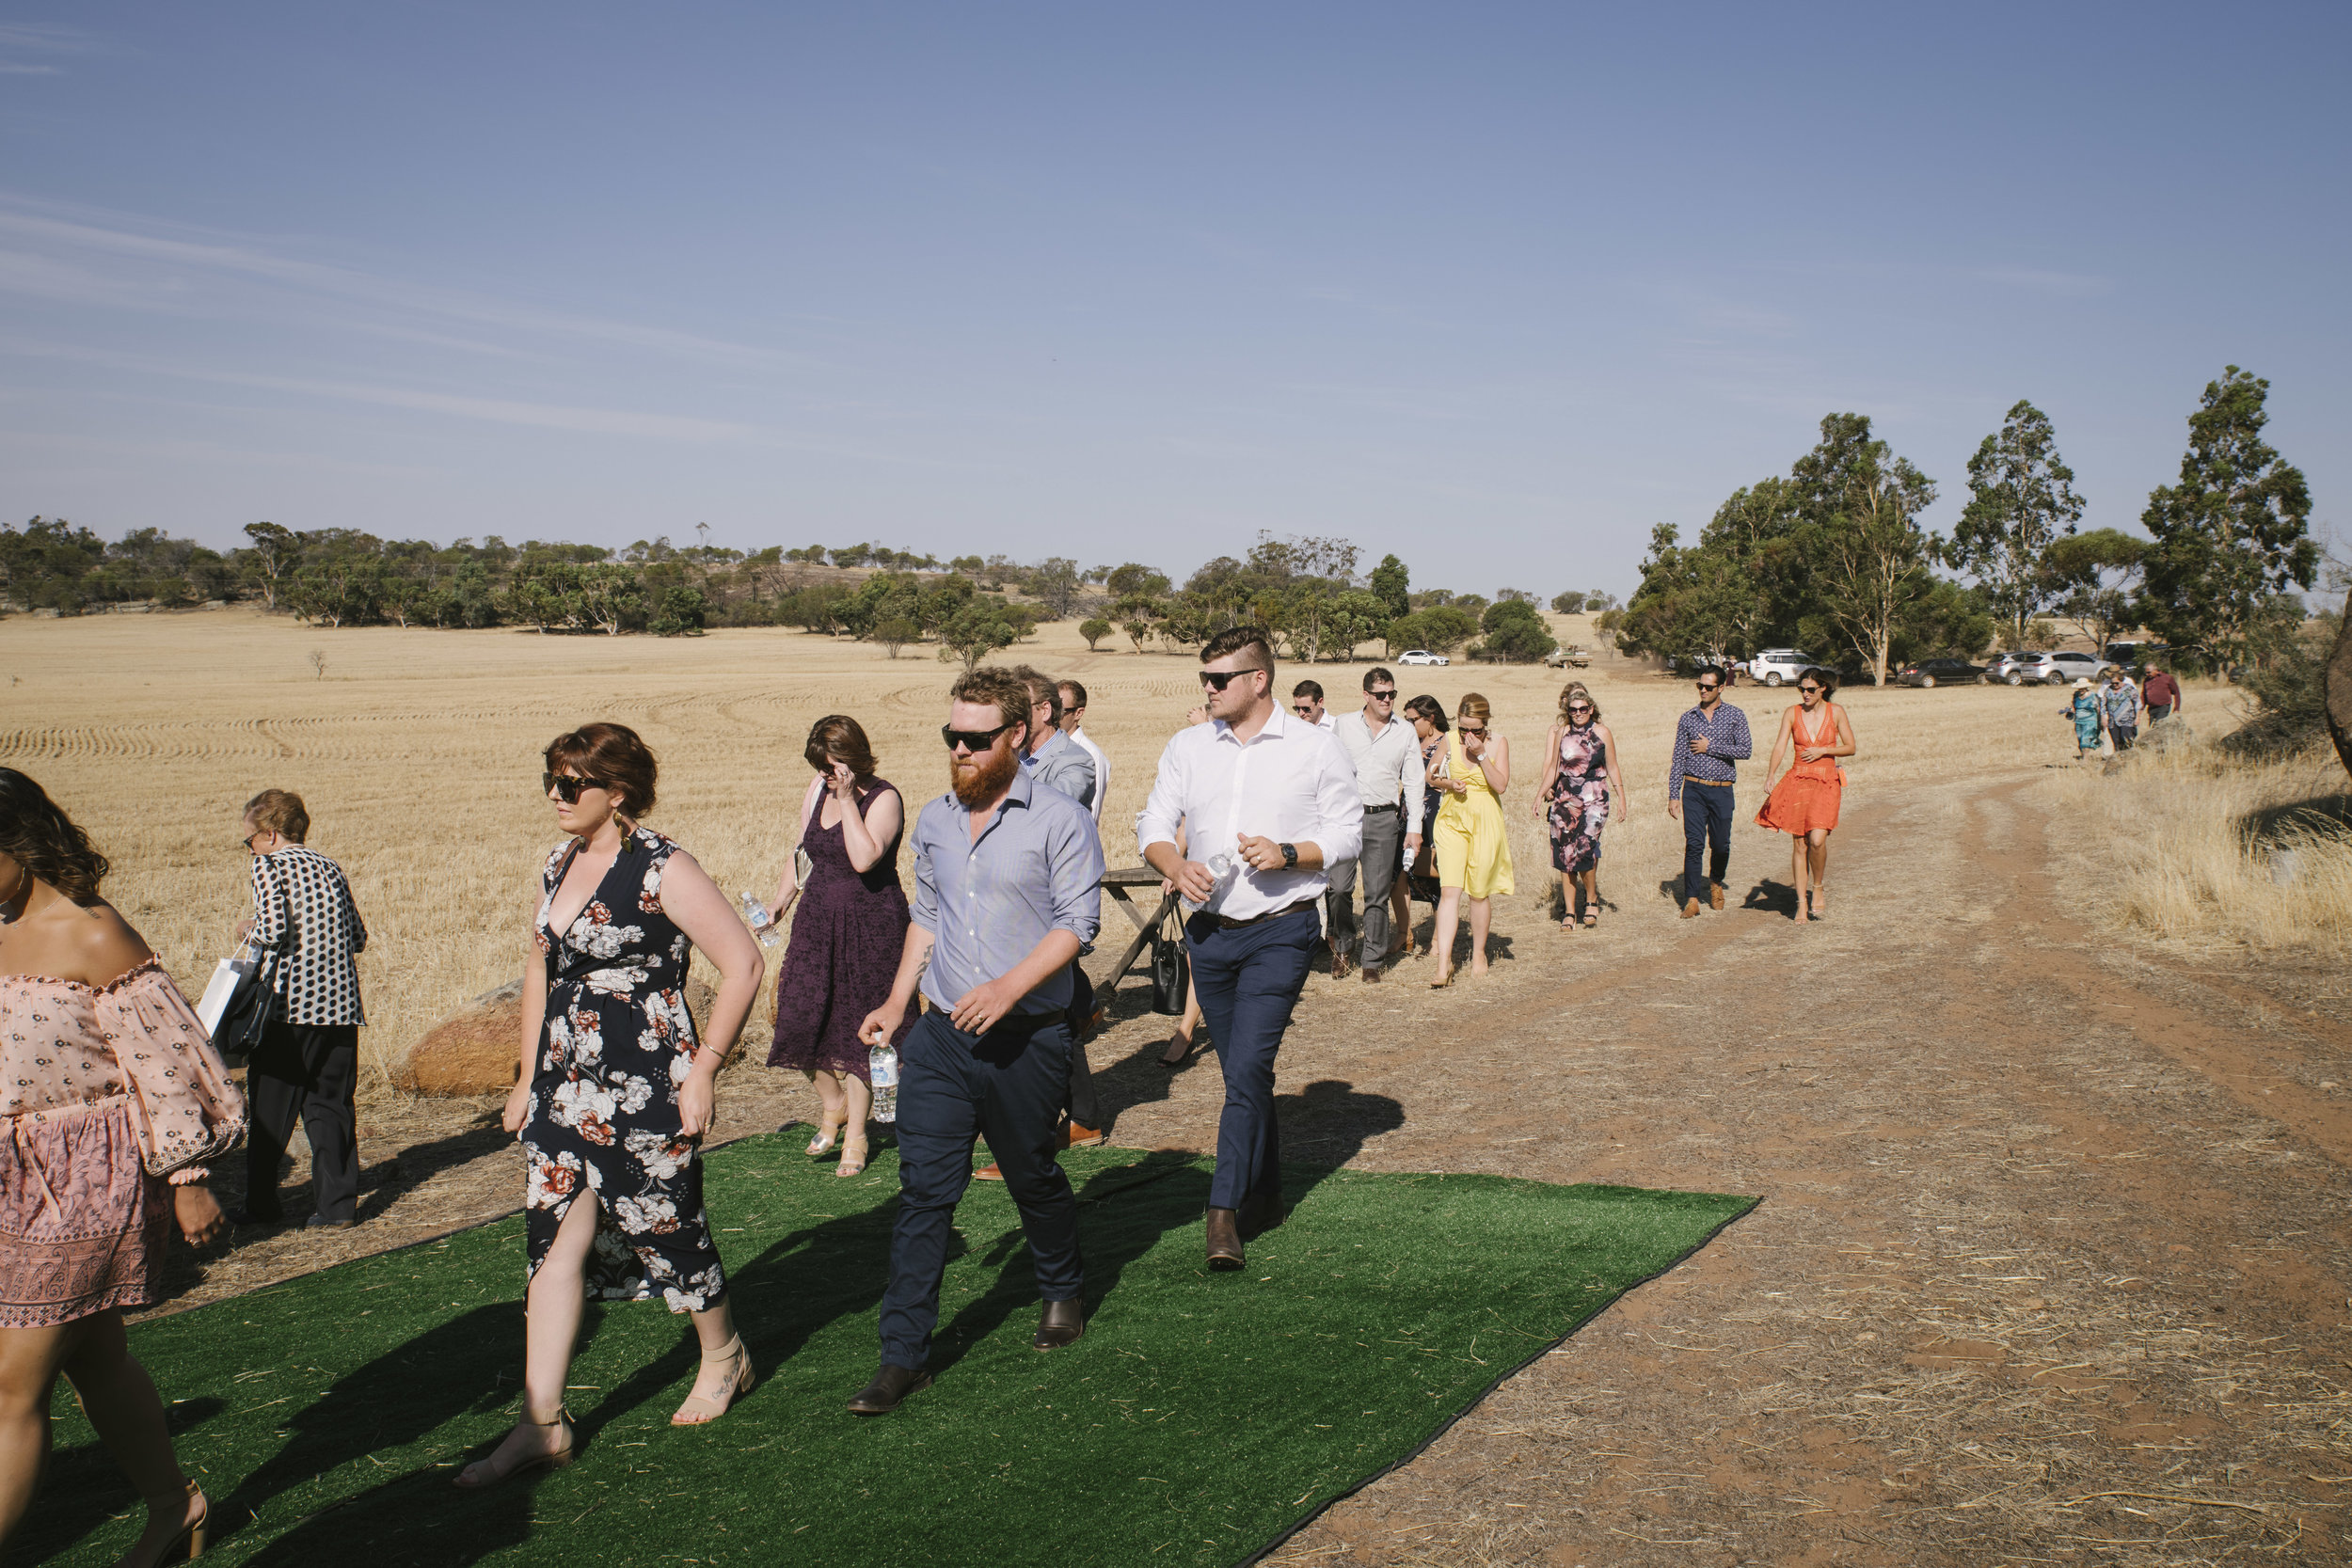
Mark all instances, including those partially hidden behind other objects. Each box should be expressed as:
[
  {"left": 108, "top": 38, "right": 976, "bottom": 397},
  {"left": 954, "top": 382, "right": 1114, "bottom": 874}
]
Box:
[
  {"left": 1136, "top": 707, "right": 1365, "bottom": 918},
  {"left": 1068, "top": 725, "right": 1110, "bottom": 824},
  {"left": 1332, "top": 708, "right": 1425, "bottom": 838}
]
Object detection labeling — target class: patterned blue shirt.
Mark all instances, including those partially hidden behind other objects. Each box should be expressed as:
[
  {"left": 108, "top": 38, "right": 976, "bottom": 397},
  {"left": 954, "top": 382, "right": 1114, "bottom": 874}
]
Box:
[
  {"left": 909, "top": 768, "right": 1104, "bottom": 1016},
  {"left": 2099, "top": 682, "right": 2140, "bottom": 725},
  {"left": 1665, "top": 701, "right": 1754, "bottom": 800}
]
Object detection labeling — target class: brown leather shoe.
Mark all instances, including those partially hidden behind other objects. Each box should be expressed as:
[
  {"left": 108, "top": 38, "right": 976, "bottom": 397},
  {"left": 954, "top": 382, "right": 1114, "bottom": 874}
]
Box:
[
  {"left": 847, "top": 1363, "right": 931, "bottom": 1415},
  {"left": 974, "top": 1161, "right": 1005, "bottom": 1181},
  {"left": 1034, "top": 1297, "right": 1085, "bottom": 1349},
  {"left": 1360, "top": 966, "right": 1381, "bottom": 984},
  {"left": 1330, "top": 954, "right": 1353, "bottom": 981},
  {"left": 1204, "top": 1207, "right": 1245, "bottom": 1271},
  {"left": 1680, "top": 897, "right": 1702, "bottom": 919},
  {"left": 1709, "top": 882, "right": 1725, "bottom": 911},
  {"left": 1060, "top": 1122, "right": 1105, "bottom": 1148}
]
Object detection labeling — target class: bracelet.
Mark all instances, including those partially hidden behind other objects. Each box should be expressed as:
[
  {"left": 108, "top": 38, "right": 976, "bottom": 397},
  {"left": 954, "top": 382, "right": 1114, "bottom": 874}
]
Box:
[{"left": 167, "top": 1165, "right": 210, "bottom": 1187}]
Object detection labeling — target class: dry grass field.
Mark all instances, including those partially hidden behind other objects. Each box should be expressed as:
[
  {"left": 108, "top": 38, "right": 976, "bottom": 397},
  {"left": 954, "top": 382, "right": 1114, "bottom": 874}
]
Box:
[{"left": 0, "top": 604, "right": 2082, "bottom": 1085}]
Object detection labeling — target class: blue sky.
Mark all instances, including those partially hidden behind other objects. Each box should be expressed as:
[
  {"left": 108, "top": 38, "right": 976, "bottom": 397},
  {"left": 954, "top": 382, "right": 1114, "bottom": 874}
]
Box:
[{"left": 2, "top": 3, "right": 2344, "bottom": 598}]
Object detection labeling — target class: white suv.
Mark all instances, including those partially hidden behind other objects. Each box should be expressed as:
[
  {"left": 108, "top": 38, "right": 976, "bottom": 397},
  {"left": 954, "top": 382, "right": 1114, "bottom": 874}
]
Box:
[
  {"left": 1746, "top": 649, "right": 1817, "bottom": 688},
  {"left": 1397, "top": 649, "right": 1450, "bottom": 666}
]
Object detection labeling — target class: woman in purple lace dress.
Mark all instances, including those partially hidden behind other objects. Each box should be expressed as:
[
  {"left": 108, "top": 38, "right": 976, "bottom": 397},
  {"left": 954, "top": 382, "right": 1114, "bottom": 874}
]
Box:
[{"left": 764, "top": 716, "right": 908, "bottom": 1177}]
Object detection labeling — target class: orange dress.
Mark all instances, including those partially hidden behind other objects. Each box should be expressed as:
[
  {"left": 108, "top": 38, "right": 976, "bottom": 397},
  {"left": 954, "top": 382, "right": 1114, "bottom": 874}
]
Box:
[{"left": 1756, "top": 701, "right": 1843, "bottom": 834}]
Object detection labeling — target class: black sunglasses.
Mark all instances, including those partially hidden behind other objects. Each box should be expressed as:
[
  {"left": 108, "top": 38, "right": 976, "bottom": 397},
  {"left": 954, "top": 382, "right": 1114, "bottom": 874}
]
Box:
[
  {"left": 1367, "top": 689, "right": 1397, "bottom": 700},
  {"left": 1566, "top": 702, "right": 1593, "bottom": 712},
  {"left": 942, "top": 721, "right": 1016, "bottom": 752},
  {"left": 1292, "top": 702, "right": 1317, "bottom": 712},
  {"left": 542, "top": 771, "right": 611, "bottom": 803},
  {"left": 1799, "top": 684, "right": 1822, "bottom": 693},
  {"left": 1199, "top": 667, "right": 1264, "bottom": 691},
  {"left": 1696, "top": 682, "right": 1721, "bottom": 692}
]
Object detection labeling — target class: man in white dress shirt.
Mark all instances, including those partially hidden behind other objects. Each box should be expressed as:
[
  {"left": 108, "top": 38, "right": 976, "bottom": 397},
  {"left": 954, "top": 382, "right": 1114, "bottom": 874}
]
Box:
[
  {"left": 1057, "top": 679, "right": 1109, "bottom": 825},
  {"left": 1326, "top": 667, "right": 1423, "bottom": 983},
  {"left": 1139, "top": 627, "right": 1363, "bottom": 1271},
  {"left": 1290, "top": 680, "right": 1336, "bottom": 730}
]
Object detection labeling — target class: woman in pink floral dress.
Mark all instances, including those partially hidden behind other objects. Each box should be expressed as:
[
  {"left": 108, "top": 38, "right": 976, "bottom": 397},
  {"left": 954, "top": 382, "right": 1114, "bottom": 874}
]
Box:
[
  {"left": 0, "top": 768, "right": 243, "bottom": 1565},
  {"left": 457, "top": 724, "right": 768, "bottom": 1489}
]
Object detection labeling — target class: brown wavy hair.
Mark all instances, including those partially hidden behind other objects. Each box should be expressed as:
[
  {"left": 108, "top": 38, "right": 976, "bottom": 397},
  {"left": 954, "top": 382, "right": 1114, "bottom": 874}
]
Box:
[
  {"left": 803, "top": 714, "right": 878, "bottom": 777},
  {"left": 544, "top": 722, "right": 659, "bottom": 817},
  {"left": 0, "top": 768, "right": 110, "bottom": 905}
]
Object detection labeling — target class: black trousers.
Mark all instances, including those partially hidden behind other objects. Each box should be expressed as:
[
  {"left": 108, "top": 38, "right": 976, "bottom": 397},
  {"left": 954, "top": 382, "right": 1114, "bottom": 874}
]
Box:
[
  {"left": 882, "top": 1009, "right": 1082, "bottom": 1370},
  {"left": 1061, "top": 966, "right": 1102, "bottom": 1129},
  {"left": 245, "top": 1020, "right": 360, "bottom": 1223}
]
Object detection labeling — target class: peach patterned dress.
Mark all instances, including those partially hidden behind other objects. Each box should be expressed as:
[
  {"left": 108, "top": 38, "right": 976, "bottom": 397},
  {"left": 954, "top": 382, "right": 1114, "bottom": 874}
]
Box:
[{"left": 0, "top": 959, "right": 246, "bottom": 1327}]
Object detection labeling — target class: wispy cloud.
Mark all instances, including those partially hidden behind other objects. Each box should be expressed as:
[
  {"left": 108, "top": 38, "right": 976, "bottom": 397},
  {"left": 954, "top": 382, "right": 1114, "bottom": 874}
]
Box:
[
  {"left": 0, "top": 194, "right": 780, "bottom": 366},
  {"left": 0, "top": 22, "right": 90, "bottom": 74}
]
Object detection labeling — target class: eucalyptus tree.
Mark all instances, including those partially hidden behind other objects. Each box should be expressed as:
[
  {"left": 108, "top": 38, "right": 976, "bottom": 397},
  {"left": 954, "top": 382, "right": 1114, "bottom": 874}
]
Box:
[{"left": 1948, "top": 400, "right": 2085, "bottom": 649}]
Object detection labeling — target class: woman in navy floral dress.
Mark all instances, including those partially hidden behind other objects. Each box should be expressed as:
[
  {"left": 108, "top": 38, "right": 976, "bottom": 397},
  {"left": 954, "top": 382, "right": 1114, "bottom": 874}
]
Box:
[{"left": 459, "top": 723, "right": 768, "bottom": 1490}]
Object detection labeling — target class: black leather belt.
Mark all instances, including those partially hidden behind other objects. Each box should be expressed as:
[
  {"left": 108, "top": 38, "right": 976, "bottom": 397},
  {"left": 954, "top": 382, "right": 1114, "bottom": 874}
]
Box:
[
  {"left": 1364, "top": 801, "right": 1400, "bottom": 813},
  {"left": 1214, "top": 895, "right": 1321, "bottom": 930}
]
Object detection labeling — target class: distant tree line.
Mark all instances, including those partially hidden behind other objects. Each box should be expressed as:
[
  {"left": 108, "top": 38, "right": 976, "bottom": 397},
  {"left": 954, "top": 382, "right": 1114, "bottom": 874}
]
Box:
[
  {"left": 1612, "top": 368, "right": 2319, "bottom": 683},
  {"left": 0, "top": 517, "right": 1615, "bottom": 663}
]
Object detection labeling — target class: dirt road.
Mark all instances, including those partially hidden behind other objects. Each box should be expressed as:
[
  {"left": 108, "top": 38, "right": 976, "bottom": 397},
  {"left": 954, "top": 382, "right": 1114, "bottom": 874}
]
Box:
[{"left": 155, "top": 764, "right": 2352, "bottom": 1565}]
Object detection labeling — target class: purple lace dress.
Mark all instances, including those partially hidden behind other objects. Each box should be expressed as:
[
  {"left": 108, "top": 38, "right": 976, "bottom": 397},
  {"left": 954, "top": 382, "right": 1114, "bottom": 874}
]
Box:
[{"left": 767, "top": 777, "right": 911, "bottom": 1081}]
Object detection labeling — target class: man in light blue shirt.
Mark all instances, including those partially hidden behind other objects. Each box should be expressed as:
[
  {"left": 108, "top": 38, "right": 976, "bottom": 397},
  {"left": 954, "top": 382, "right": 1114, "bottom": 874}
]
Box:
[{"left": 849, "top": 666, "right": 1105, "bottom": 1415}]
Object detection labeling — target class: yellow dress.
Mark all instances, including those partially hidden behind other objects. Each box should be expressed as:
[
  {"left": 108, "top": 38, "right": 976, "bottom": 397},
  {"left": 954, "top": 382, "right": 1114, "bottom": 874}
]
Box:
[{"left": 1433, "top": 730, "right": 1515, "bottom": 897}]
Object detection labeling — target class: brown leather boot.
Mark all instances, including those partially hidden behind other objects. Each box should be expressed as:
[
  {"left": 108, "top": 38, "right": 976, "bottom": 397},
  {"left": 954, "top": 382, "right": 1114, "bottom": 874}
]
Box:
[
  {"left": 1204, "top": 1207, "right": 1245, "bottom": 1271},
  {"left": 1034, "top": 1298, "right": 1085, "bottom": 1349},
  {"left": 1680, "top": 897, "right": 1702, "bottom": 919},
  {"left": 1709, "top": 882, "right": 1726, "bottom": 911}
]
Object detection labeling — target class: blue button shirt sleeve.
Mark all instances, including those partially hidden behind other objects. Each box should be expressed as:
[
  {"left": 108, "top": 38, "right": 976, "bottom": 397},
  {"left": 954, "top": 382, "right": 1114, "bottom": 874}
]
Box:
[
  {"left": 1666, "top": 713, "right": 1691, "bottom": 801},
  {"left": 1720, "top": 706, "right": 1754, "bottom": 761},
  {"left": 1047, "top": 801, "right": 1106, "bottom": 944},
  {"left": 909, "top": 799, "right": 941, "bottom": 935}
]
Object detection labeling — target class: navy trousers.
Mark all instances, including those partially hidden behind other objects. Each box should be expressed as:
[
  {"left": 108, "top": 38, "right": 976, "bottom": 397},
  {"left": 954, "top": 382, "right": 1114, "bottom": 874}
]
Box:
[
  {"left": 879, "top": 1008, "right": 1083, "bottom": 1371},
  {"left": 1184, "top": 904, "right": 1318, "bottom": 1215},
  {"left": 1680, "top": 780, "right": 1734, "bottom": 903}
]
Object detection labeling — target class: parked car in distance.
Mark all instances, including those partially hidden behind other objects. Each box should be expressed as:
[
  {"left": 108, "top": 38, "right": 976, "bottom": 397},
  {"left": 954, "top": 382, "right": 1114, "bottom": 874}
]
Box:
[
  {"left": 2005, "top": 650, "right": 2115, "bottom": 686},
  {"left": 1542, "top": 645, "right": 1591, "bottom": 669},
  {"left": 1894, "top": 657, "right": 1985, "bottom": 688},
  {"left": 1398, "top": 648, "right": 1450, "bottom": 667},
  {"left": 1747, "top": 649, "right": 1818, "bottom": 688}
]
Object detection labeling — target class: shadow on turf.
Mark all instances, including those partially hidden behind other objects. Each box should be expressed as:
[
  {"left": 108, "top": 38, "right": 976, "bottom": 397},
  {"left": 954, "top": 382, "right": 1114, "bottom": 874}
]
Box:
[{"left": 206, "top": 1138, "right": 1321, "bottom": 1564}]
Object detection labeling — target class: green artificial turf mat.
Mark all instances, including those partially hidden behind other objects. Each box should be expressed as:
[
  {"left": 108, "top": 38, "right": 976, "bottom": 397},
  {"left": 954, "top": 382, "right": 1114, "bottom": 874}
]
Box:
[{"left": 34, "top": 1133, "right": 1754, "bottom": 1567}]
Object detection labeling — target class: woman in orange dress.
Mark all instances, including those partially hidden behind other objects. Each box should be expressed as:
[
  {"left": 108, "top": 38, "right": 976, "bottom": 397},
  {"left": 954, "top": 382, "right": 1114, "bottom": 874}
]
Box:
[{"left": 1756, "top": 669, "right": 1856, "bottom": 923}]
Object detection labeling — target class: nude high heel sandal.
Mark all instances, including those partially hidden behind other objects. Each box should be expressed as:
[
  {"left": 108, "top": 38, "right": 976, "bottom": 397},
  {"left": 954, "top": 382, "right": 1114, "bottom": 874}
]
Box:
[
  {"left": 672, "top": 1335, "right": 756, "bottom": 1425},
  {"left": 453, "top": 1406, "right": 575, "bottom": 1489},
  {"left": 123, "top": 1481, "right": 207, "bottom": 1566}
]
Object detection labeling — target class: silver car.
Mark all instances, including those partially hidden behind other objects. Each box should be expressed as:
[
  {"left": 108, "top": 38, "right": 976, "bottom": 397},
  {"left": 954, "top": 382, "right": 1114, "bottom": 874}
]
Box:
[
  {"left": 1746, "top": 649, "right": 1818, "bottom": 688},
  {"left": 2005, "top": 650, "right": 2116, "bottom": 687}
]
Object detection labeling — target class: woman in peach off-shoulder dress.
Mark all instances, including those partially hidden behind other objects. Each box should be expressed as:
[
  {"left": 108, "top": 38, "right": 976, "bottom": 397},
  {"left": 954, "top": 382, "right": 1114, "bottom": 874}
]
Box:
[{"left": 0, "top": 768, "right": 246, "bottom": 1567}]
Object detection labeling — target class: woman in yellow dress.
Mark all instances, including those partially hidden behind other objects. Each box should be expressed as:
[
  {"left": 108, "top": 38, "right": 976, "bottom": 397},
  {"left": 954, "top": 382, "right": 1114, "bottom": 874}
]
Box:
[{"left": 1428, "top": 692, "right": 1514, "bottom": 985}]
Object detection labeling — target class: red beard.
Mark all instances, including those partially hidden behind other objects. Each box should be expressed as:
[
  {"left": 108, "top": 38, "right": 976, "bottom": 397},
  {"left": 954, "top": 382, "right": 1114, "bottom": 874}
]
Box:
[{"left": 951, "top": 741, "right": 1021, "bottom": 807}]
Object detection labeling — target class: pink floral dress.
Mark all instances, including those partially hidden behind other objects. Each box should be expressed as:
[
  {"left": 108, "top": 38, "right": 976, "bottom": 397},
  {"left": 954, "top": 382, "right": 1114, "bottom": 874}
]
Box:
[
  {"left": 0, "top": 959, "right": 245, "bottom": 1327},
  {"left": 525, "top": 827, "right": 725, "bottom": 1313}
]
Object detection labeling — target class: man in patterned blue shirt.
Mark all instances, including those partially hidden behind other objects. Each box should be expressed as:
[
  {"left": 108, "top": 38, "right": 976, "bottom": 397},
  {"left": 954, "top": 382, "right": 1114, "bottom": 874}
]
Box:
[
  {"left": 1665, "top": 667, "right": 1752, "bottom": 918},
  {"left": 848, "top": 666, "right": 1105, "bottom": 1415}
]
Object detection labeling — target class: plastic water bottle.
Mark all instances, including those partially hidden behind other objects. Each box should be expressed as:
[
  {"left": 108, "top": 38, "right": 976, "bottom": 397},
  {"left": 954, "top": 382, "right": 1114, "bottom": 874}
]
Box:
[
  {"left": 868, "top": 1041, "right": 899, "bottom": 1124},
  {"left": 1183, "top": 850, "right": 1239, "bottom": 912},
  {"left": 740, "top": 892, "right": 782, "bottom": 947}
]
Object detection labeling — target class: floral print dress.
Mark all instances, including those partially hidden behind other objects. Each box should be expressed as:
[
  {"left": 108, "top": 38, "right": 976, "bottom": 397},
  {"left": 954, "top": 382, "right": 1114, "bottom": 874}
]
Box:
[
  {"left": 1547, "top": 722, "right": 1611, "bottom": 875},
  {"left": 524, "top": 826, "right": 725, "bottom": 1314}
]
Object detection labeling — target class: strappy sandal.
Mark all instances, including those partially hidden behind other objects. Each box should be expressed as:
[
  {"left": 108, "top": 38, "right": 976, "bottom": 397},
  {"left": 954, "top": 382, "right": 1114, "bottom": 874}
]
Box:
[
  {"left": 455, "top": 1406, "right": 574, "bottom": 1488},
  {"left": 805, "top": 1118, "right": 840, "bottom": 1158},
  {"left": 119, "top": 1480, "right": 207, "bottom": 1567},
  {"left": 834, "top": 1132, "right": 869, "bottom": 1178},
  {"left": 1581, "top": 909, "right": 1598, "bottom": 928},
  {"left": 672, "top": 1335, "right": 756, "bottom": 1425}
]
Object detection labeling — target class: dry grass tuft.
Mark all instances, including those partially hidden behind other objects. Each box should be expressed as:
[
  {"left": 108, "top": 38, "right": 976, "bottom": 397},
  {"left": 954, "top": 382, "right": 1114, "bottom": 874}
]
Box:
[{"left": 2043, "top": 732, "right": 2352, "bottom": 956}]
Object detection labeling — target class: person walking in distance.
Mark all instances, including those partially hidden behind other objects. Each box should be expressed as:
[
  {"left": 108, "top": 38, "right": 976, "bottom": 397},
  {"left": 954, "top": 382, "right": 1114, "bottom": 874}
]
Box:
[
  {"left": 846, "top": 668, "right": 1105, "bottom": 1415},
  {"left": 764, "top": 716, "right": 908, "bottom": 1180},
  {"left": 1291, "top": 681, "right": 1335, "bottom": 730},
  {"left": 230, "top": 789, "right": 369, "bottom": 1230},
  {"left": 1395, "top": 695, "right": 1452, "bottom": 954},
  {"left": 1667, "top": 667, "right": 1752, "bottom": 919},
  {"left": 2100, "top": 666, "right": 2142, "bottom": 752},
  {"left": 1756, "top": 670, "right": 1856, "bottom": 922},
  {"left": 1057, "top": 680, "right": 1110, "bottom": 823},
  {"left": 1534, "top": 685, "right": 1626, "bottom": 930},
  {"left": 1139, "top": 628, "right": 1362, "bottom": 1271},
  {"left": 1327, "top": 668, "right": 1422, "bottom": 982},
  {"left": 1427, "top": 693, "right": 1514, "bottom": 984},
  {"left": 2139, "top": 661, "right": 2183, "bottom": 725}
]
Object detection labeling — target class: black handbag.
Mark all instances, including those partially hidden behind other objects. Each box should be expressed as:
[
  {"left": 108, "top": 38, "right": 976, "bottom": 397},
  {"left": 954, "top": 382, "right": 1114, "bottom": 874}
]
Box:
[
  {"left": 211, "top": 858, "right": 288, "bottom": 1066},
  {"left": 1150, "top": 910, "right": 1189, "bottom": 1016}
]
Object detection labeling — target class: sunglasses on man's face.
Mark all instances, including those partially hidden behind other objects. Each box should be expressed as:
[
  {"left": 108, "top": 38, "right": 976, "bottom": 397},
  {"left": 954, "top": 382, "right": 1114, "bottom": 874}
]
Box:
[
  {"left": 942, "top": 721, "right": 1016, "bottom": 753},
  {"left": 1367, "top": 689, "right": 1397, "bottom": 700},
  {"left": 1199, "top": 667, "right": 1263, "bottom": 691},
  {"left": 543, "top": 771, "right": 611, "bottom": 803},
  {"left": 1293, "top": 702, "right": 1317, "bottom": 714},
  {"left": 1696, "top": 682, "right": 1721, "bottom": 693}
]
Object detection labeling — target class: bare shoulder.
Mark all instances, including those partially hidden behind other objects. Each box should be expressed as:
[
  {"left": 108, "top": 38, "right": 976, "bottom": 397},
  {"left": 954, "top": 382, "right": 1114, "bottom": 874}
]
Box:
[{"left": 48, "top": 900, "right": 156, "bottom": 989}]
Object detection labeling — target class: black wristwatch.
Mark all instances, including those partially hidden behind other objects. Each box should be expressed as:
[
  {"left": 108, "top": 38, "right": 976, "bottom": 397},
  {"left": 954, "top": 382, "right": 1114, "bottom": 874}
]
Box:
[{"left": 1279, "top": 842, "right": 1298, "bottom": 869}]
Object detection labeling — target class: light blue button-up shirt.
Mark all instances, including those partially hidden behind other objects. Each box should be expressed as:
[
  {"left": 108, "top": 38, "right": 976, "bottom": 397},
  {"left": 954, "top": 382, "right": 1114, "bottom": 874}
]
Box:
[{"left": 909, "top": 768, "right": 1105, "bottom": 1016}]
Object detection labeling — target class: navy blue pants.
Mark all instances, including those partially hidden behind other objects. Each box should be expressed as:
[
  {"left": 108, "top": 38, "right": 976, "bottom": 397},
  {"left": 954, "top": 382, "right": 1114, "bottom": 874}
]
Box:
[
  {"left": 879, "top": 1008, "right": 1083, "bottom": 1371},
  {"left": 1681, "top": 780, "right": 1734, "bottom": 904},
  {"left": 1185, "top": 904, "right": 1318, "bottom": 1214}
]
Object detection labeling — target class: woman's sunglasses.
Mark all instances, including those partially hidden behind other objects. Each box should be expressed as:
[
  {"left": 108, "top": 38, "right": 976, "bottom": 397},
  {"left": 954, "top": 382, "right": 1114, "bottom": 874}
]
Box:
[
  {"left": 941, "top": 721, "right": 1016, "bottom": 752},
  {"left": 1566, "top": 703, "right": 1593, "bottom": 714},
  {"left": 1799, "top": 685, "right": 1823, "bottom": 694},
  {"left": 542, "top": 771, "right": 611, "bottom": 803},
  {"left": 1199, "top": 667, "right": 1263, "bottom": 691}
]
